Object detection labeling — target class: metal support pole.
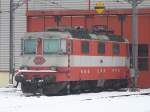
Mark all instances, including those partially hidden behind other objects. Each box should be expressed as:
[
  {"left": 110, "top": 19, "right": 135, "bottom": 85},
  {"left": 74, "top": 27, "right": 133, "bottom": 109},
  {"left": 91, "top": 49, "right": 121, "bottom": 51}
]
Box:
[
  {"left": 118, "top": 15, "right": 126, "bottom": 38},
  {"left": 130, "top": 0, "right": 138, "bottom": 90},
  {"left": 70, "top": 16, "right": 72, "bottom": 27},
  {"left": 88, "top": 0, "right": 91, "bottom": 10},
  {"left": 9, "top": 0, "right": 14, "bottom": 84},
  {"left": 26, "top": 0, "right": 29, "bottom": 12},
  {"left": 84, "top": 16, "right": 87, "bottom": 28}
]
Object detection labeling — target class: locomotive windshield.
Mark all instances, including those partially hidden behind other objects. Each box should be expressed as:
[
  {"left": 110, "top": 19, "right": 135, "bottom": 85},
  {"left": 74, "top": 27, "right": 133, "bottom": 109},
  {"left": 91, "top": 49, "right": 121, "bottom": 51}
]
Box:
[
  {"left": 24, "top": 39, "right": 36, "bottom": 54},
  {"left": 44, "top": 39, "right": 66, "bottom": 54},
  {"left": 23, "top": 38, "right": 66, "bottom": 54},
  {"left": 44, "top": 39, "right": 60, "bottom": 53}
]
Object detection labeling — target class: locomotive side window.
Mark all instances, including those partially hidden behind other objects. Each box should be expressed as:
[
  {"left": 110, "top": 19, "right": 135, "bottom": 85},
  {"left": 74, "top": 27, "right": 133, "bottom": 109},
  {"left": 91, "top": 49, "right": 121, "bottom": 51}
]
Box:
[
  {"left": 81, "top": 41, "right": 89, "bottom": 54},
  {"left": 44, "top": 39, "right": 66, "bottom": 54},
  {"left": 98, "top": 42, "right": 105, "bottom": 54},
  {"left": 113, "top": 43, "right": 120, "bottom": 55},
  {"left": 24, "top": 39, "right": 36, "bottom": 54}
]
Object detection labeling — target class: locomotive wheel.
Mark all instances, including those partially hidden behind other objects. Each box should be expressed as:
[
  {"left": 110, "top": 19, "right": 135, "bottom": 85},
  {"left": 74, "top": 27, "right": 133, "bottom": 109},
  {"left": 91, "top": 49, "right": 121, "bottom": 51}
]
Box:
[
  {"left": 103, "top": 79, "right": 128, "bottom": 90},
  {"left": 112, "top": 79, "right": 128, "bottom": 90},
  {"left": 112, "top": 80, "right": 121, "bottom": 90},
  {"left": 119, "top": 79, "right": 128, "bottom": 88},
  {"left": 70, "top": 81, "right": 81, "bottom": 94},
  {"left": 21, "top": 82, "right": 33, "bottom": 93},
  {"left": 43, "top": 82, "right": 68, "bottom": 95}
]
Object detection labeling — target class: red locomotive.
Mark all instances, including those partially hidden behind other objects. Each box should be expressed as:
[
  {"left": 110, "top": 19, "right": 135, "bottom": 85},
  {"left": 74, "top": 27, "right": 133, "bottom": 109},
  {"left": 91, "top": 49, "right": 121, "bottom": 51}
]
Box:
[{"left": 15, "top": 27, "right": 130, "bottom": 95}]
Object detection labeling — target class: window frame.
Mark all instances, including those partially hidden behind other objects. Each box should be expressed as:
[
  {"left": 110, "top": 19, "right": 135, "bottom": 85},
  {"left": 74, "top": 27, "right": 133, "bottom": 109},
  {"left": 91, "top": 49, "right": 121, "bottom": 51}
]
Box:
[
  {"left": 97, "top": 42, "right": 105, "bottom": 54},
  {"left": 43, "top": 39, "right": 67, "bottom": 54},
  {"left": 129, "top": 44, "right": 149, "bottom": 71},
  {"left": 81, "top": 41, "right": 89, "bottom": 54},
  {"left": 112, "top": 43, "right": 120, "bottom": 55},
  {"left": 138, "top": 44, "right": 148, "bottom": 57},
  {"left": 24, "top": 39, "right": 36, "bottom": 54},
  {"left": 138, "top": 57, "right": 149, "bottom": 71}
]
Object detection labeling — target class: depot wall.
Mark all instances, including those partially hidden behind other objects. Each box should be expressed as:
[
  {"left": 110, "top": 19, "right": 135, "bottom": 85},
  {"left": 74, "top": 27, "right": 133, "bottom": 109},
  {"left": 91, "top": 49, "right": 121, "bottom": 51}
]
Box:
[
  {"left": 26, "top": 10, "right": 150, "bottom": 88},
  {"left": 0, "top": 72, "right": 9, "bottom": 87}
]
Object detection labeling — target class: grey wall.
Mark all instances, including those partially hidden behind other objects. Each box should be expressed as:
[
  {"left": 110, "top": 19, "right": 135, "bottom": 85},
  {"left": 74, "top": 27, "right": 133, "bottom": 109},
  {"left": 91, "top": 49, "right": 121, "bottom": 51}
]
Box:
[{"left": 0, "top": 0, "right": 26, "bottom": 71}]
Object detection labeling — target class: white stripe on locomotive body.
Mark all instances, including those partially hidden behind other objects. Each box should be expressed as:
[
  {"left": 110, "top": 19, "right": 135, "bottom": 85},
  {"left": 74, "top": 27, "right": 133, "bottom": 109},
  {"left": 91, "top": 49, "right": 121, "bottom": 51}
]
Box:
[
  {"left": 70, "top": 56, "right": 129, "bottom": 67},
  {"left": 22, "top": 55, "right": 129, "bottom": 67},
  {"left": 22, "top": 55, "right": 68, "bottom": 67}
]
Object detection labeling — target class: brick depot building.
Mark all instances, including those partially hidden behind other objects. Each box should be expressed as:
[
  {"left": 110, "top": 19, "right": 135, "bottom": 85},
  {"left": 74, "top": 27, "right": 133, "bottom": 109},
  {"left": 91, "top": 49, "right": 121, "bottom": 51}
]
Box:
[{"left": 26, "top": 8, "right": 150, "bottom": 88}]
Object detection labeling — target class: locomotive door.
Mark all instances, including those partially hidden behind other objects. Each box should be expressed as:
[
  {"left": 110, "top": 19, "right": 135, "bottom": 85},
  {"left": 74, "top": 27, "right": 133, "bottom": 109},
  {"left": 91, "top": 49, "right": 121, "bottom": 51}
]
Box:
[{"left": 79, "top": 40, "right": 90, "bottom": 81}]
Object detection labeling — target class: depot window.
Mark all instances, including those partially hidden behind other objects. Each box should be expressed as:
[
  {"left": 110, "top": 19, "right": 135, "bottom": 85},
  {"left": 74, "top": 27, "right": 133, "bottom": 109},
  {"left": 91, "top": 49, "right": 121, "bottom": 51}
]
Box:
[
  {"left": 129, "top": 44, "right": 149, "bottom": 71},
  {"left": 98, "top": 42, "right": 105, "bottom": 54},
  {"left": 81, "top": 41, "right": 89, "bottom": 54},
  {"left": 24, "top": 39, "right": 36, "bottom": 54},
  {"left": 138, "top": 44, "right": 148, "bottom": 57},
  {"left": 138, "top": 58, "right": 149, "bottom": 71},
  {"left": 113, "top": 43, "right": 120, "bottom": 55},
  {"left": 138, "top": 44, "right": 149, "bottom": 71}
]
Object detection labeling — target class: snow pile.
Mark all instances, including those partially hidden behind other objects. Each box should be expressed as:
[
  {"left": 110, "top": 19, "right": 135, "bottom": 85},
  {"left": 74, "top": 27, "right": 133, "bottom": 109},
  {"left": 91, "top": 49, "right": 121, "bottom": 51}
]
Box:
[{"left": 0, "top": 88, "right": 150, "bottom": 112}]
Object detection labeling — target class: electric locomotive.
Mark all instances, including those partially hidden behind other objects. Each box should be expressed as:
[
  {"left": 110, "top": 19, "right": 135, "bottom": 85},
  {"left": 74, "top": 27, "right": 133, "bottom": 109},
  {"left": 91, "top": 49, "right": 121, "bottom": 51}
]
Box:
[{"left": 15, "top": 27, "right": 130, "bottom": 95}]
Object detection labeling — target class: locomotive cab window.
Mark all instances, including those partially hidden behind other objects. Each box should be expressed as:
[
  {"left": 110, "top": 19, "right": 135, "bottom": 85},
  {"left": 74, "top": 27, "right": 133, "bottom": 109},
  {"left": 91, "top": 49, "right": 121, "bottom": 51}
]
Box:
[
  {"left": 98, "top": 42, "right": 105, "bottom": 54},
  {"left": 44, "top": 39, "right": 66, "bottom": 54},
  {"left": 81, "top": 41, "right": 89, "bottom": 54},
  {"left": 113, "top": 43, "right": 120, "bottom": 55},
  {"left": 24, "top": 39, "right": 36, "bottom": 54}
]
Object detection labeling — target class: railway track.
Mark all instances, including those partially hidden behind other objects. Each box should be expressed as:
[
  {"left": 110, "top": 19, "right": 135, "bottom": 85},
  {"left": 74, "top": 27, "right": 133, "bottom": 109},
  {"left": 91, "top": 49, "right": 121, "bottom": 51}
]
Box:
[
  {"left": 82, "top": 91, "right": 150, "bottom": 101},
  {"left": 1, "top": 87, "right": 150, "bottom": 98},
  {"left": 22, "top": 89, "right": 150, "bottom": 98}
]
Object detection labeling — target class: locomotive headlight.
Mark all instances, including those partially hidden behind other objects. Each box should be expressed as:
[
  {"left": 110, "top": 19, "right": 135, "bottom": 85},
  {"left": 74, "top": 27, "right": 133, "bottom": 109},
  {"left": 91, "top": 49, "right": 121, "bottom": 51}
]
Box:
[
  {"left": 49, "top": 66, "right": 57, "bottom": 71},
  {"left": 20, "top": 65, "right": 29, "bottom": 70},
  {"left": 15, "top": 74, "right": 24, "bottom": 82}
]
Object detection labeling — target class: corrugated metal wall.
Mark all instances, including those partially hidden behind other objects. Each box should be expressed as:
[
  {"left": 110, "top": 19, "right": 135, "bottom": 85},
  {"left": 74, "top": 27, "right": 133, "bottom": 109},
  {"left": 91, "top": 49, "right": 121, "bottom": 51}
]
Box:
[
  {"left": 0, "top": 0, "right": 149, "bottom": 71},
  {"left": 0, "top": 0, "right": 10, "bottom": 71},
  {"left": 13, "top": 0, "right": 26, "bottom": 70},
  {"left": 0, "top": 0, "right": 26, "bottom": 71}
]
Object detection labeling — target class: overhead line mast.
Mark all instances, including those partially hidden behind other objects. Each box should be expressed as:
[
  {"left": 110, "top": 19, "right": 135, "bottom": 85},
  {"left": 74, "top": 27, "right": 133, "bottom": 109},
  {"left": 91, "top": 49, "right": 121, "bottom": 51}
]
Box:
[
  {"left": 9, "top": 0, "right": 14, "bottom": 84},
  {"left": 128, "top": 0, "right": 143, "bottom": 91}
]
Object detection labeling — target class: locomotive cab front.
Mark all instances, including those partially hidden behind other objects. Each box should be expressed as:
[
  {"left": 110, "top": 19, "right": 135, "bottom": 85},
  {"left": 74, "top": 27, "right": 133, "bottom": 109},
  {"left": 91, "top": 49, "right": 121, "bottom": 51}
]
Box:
[{"left": 15, "top": 32, "right": 71, "bottom": 94}]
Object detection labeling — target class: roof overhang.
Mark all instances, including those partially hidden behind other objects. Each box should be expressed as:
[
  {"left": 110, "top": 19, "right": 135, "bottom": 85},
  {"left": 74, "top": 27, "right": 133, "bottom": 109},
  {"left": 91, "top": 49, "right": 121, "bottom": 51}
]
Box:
[{"left": 26, "top": 8, "right": 150, "bottom": 17}]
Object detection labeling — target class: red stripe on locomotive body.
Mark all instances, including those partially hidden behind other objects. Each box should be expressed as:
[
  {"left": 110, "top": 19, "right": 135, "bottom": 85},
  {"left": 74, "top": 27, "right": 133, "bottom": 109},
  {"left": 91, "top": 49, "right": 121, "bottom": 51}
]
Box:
[
  {"left": 56, "top": 66, "right": 130, "bottom": 81},
  {"left": 36, "top": 38, "right": 43, "bottom": 55},
  {"left": 23, "top": 66, "right": 130, "bottom": 81}
]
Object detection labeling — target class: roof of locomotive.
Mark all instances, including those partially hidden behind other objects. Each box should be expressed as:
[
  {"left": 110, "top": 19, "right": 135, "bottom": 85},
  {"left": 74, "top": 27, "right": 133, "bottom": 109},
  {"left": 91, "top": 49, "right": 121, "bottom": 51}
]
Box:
[
  {"left": 46, "top": 27, "right": 127, "bottom": 42},
  {"left": 23, "top": 31, "right": 71, "bottom": 39},
  {"left": 23, "top": 27, "right": 127, "bottom": 42}
]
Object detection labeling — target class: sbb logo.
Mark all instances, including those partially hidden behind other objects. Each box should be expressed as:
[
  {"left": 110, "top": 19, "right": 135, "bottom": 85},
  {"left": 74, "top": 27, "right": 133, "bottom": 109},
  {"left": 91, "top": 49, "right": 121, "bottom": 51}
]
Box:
[{"left": 34, "top": 56, "right": 46, "bottom": 65}]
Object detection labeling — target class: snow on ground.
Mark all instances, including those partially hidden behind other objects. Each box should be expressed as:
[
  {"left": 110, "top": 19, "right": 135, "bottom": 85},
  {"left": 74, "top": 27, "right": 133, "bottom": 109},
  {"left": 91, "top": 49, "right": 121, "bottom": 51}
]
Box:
[{"left": 0, "top": 87, "right": 150, "bottom": 112}]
